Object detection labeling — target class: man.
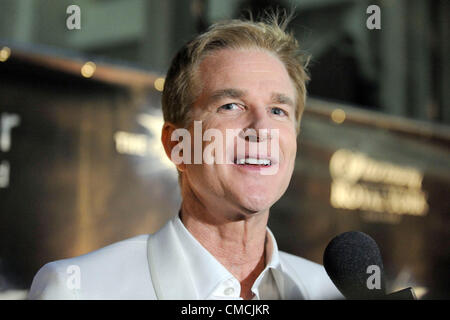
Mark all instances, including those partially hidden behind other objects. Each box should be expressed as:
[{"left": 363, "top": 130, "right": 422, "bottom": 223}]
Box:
[{"left": 28, "top": 15, "right": 342, "bottom": 300}]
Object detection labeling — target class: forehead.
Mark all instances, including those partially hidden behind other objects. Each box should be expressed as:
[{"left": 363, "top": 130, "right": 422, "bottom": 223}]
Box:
[{"left": 196, "top": 48, "right": 296, "bottom": 100}]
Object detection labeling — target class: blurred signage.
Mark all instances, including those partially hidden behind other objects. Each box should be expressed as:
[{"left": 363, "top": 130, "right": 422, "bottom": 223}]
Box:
[
  {"left": 0, "top": 112, "right": 21, "bottom": 188},
  {"left": 113, "top": 113, "right": 174, "bottom": 169},
  {"left": 329, "top": 149, "right": 429, "bottom": 223}
]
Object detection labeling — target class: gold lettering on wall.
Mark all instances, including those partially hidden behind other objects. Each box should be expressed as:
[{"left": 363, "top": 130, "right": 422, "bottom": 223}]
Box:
[
  {"left": 113, "top": 114, "right": 174, "bottom": 169},
  {"left": 329, "top": 149, "right": 428, "bottom": 222}
]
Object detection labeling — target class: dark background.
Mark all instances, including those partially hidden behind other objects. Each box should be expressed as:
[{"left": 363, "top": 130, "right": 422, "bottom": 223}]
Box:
[{"left": 0, "top": 0, "right": 449, "bottom": 299}]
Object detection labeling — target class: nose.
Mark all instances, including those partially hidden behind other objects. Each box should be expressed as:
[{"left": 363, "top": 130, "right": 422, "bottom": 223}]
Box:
[
  {"left": 238, "top": 105, "right": 274, "bottom": 142},
  {"left": 239, "top": 129, "right": 271, "bottom": 143}
]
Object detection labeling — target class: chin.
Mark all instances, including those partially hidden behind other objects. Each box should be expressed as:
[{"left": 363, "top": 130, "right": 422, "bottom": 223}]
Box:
[
  {"left": 233, "top": 191, "right": 278, "bottom": 215},
  {"left": 226, "top": 176, "right": 285, "bottom": 211}
]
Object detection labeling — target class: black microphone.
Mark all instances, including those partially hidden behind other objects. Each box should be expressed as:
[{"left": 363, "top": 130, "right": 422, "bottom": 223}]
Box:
[{"left": 323, "top": 231, "right": 416, "bottom": 300}]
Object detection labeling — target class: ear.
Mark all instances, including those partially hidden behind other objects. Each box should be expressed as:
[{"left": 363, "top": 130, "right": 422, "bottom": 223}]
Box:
[{"left": 161, "top": 122, "right": 186, "bottom": 172}]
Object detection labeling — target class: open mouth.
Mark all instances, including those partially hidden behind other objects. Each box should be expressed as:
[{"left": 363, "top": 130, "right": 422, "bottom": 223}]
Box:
[{"left": 234, "top": 157, "right": 272, "bottom": 166}]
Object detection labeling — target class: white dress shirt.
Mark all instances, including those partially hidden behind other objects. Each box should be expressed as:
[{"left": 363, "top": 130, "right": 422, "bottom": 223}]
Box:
[
  {"left": 28, "top": 213, "right": 343, "bottom": 300},
  {"left": 170, "top": 214, "right": 280, "bottom": 300}
]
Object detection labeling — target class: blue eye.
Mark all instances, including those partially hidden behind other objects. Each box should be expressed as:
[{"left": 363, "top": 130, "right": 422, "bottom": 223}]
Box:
[
  {"left": 218, "top": 103, "right": 240, "bottom": 112},
  {"left": 271, "top": 107, "right": 287, "bottom": 116}
]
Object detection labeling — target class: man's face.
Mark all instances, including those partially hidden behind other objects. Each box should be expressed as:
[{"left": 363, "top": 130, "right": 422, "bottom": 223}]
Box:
[{"left": 183, "top": 48, "right": 298, "bottom": 218}]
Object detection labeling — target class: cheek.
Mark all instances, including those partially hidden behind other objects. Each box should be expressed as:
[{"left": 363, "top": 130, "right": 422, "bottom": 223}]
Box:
[
  {"left": 205, "top": 121, "right": 243, "bottom": 163},
  {"left": 281, "top": 130, "right": 297, "bottom": 163},
  {"left": 185, "top": 163, "right": 219, "bottom": 197}
]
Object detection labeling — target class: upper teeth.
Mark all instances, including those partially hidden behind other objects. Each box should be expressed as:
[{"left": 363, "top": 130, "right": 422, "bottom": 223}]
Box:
[{"left": 236, "top": 158, "right": 271, "bottom": 165}]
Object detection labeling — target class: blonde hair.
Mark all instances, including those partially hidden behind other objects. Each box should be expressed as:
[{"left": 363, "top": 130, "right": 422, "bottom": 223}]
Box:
[{"left": 162, "top": 12, "right": 310, "bottom": 133}]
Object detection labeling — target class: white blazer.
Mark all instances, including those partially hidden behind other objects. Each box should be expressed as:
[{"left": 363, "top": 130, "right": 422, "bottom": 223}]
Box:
[{"left": 28, "top": 216, "right": 343, "bottom": 300}]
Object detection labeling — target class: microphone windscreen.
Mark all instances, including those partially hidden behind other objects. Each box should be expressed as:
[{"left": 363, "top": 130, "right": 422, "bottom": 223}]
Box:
[{"left": 323, "top": 231, "right": 386, "bottom": 299}]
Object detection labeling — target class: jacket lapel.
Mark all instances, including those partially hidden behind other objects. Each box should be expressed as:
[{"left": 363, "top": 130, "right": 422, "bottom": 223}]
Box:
[
  {"left": 277, "top": 257, "right": 309, "bottom": 299},
  {"left": 147, "top": 218, "right": 198, "bottom": 299},
  {"left": 147, "top": 217, "right": 309, "bottom": 300}
]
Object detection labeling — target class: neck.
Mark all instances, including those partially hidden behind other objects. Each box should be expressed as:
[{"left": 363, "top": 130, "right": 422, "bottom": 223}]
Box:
[{"left": 180, "top": 184, "right": 269, "bottom": 299}]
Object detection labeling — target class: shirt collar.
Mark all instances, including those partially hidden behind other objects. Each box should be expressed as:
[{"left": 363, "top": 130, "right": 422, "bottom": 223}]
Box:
[{"left": 172, "top": 213, "right": 282, "bottom": 299}]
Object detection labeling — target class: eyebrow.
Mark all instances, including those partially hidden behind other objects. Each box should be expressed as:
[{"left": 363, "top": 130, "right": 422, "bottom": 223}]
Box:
[
  {"left": 271, "top": 93, "right": 295, "bottom": 109},
  {"left": 208, "top": 88, "right": 246, "bottom": 104},
  {"left": 207, "top": 88, "right": 295, "bottom": 108}
]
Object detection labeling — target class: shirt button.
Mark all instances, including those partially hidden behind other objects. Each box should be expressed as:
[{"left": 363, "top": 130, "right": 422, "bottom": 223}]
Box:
[
  {"left": 224, "top": 287, "right": 235, "bottom": 296},
  {"left": 224, "top": 279, "right": 234, "bottom": 287}
]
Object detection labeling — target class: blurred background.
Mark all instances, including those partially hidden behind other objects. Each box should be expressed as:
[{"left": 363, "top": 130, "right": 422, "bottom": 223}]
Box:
[{"left": 0, "top": 0, "right": 449, "bottom": 299}]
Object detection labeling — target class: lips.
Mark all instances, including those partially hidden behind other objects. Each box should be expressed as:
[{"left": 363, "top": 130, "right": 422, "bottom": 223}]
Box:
[
  {"left": 234, "top": 157, "right": 272, "bottom": 166},
  {"left": 232, "top": 150, "right": 279, "bottom": 167}
]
